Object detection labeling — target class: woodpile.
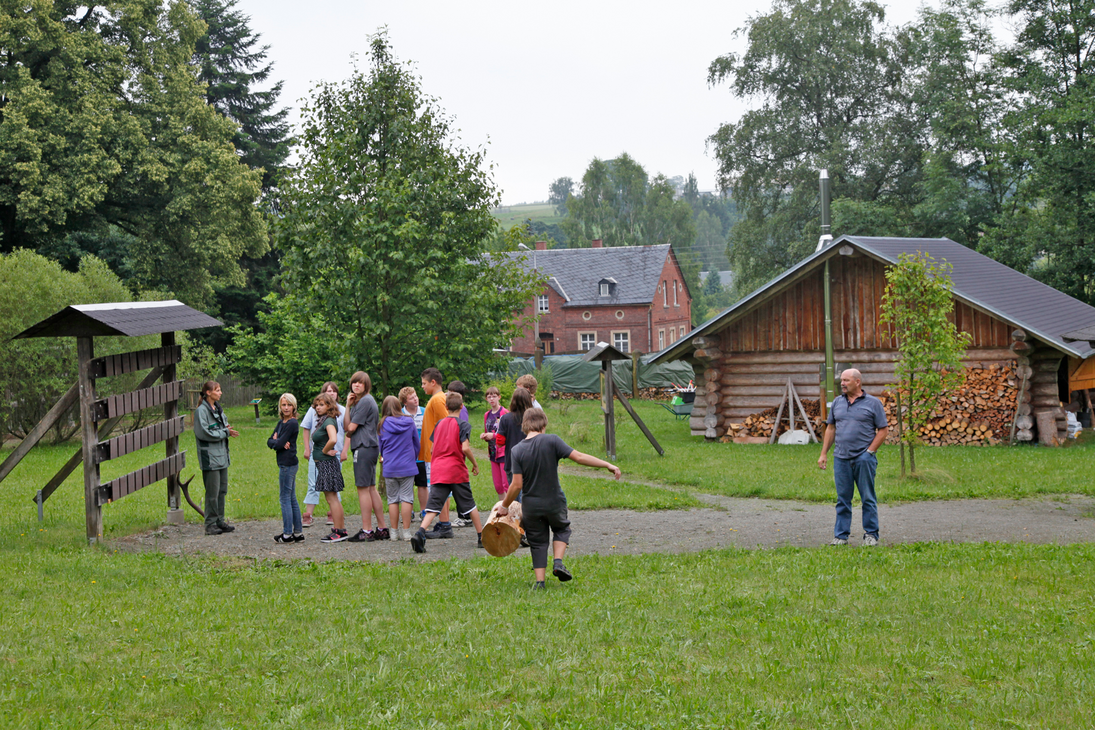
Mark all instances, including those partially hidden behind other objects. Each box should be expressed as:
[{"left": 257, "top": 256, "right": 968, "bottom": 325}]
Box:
[
  {"left": 550, "top": 387, "right": 672, "bottom": 401},
  {"left": 723, "top": 363, "right": 1021, "bottom": 446},
  {"left": 724, "top": 399, "right": 826, "bottom": 440}
]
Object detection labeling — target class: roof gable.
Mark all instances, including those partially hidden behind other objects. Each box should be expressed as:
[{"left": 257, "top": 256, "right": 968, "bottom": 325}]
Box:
[
  {"left": 654, "top": 236, "right": 1095, "bottom": 361},
  {"left": 14, "top": 300, "right": 223, "bottom": 339},
  {"left": 506, "top": 244, "right": 672, "bottom": 307}
]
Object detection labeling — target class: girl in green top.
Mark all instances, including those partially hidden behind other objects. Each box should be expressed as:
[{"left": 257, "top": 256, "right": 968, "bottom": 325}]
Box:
[{"left": 312, "top": 392, "right": 349, "bottom": 542}]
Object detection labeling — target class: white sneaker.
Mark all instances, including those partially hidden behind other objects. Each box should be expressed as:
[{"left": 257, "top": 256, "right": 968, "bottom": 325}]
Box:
[
  {"left": 829, "top": 537, "right": 848, "bottom": 546},
  {"left": 863, "top": 534, "right": 879, "bottom": 547},
  {"left": 451, "top": 516, "right": 469, "bottom": 528}
]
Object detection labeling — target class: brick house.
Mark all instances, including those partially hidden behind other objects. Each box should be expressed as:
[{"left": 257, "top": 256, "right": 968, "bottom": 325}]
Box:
[{"left": 508, "top": 240, "right": 692, "bottom": 355}]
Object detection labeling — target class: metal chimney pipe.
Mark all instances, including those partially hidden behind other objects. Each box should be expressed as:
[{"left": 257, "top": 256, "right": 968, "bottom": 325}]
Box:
[{"left": 816, "top": 169, "right": 833, "bottom": 252}]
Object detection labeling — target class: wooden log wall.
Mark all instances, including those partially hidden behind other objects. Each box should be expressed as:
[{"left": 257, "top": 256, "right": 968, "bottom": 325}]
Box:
[
  {"left": 687, "top": 336, "right": 727, "bottom": 440},
  {"left": 723, "top": 256, "right": 1012, "bottom": 353},
  {"left": 1013, "top": 328, "right": 1067, "bottom": 446}
]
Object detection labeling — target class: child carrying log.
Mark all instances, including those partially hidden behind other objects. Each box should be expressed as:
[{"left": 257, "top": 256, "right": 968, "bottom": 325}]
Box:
[{"left": 496, "top": 408, "right": 620, "bottom": 589}]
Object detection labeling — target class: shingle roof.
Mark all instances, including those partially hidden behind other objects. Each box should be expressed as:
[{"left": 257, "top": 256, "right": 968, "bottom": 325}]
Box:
[
  {"left": 14, "top": 300, "right": 223, "bottom": 339},
  {"left": 653, "top": 236, "right": 1095, "bottom": 362},
  {"left": 506, "top": 244, "right": 672, "bottom": 307}
]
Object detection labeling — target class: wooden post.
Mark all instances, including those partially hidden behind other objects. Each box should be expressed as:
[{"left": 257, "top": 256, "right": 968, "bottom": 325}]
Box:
[
  {"left": 602, "top": 364, "right": 616, "bottom": 460},
  {"left": 0, "top": 380, "right": 79, "bottom": 486},
  {"left": 631, "top": 350, "right": 640, "bottom": 398},
  {"left": 34, "top": 366, "right": 165, "bottom": 506},
  {"left": 77, "top": 337, "right": 102, "bottom": 543},
  {"left": 162, "top": 332, "right": 183, "bottom": 525}
]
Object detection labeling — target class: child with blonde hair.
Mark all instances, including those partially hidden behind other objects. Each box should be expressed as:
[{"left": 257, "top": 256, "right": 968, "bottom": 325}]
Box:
[{"left": 268, "top": 393, "right": 303, "bottom": 543}]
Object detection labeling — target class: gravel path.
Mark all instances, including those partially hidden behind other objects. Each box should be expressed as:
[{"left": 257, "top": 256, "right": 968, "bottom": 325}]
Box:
[{"left": 112, "top": 488, "right": 1095, "bottom": 563}]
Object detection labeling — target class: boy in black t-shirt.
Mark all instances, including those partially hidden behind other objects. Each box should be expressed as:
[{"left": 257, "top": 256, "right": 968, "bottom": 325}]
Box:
[{"left": 497, "top": 408, "right": 620, "bottom": 589}]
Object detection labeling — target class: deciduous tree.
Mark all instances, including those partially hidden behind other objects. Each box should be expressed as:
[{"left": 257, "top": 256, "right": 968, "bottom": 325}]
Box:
[
  {"left": 270, "top": 34, "right": 542, "bottom": 397},
  {"left": 879, "top": 252, "right": 970, "bottom": 476}
]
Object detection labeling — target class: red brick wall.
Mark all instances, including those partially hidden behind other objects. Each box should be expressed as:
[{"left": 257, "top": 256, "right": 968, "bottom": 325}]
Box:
[{"left": 509, "top": 249, "right": 694, "bottom": 355}]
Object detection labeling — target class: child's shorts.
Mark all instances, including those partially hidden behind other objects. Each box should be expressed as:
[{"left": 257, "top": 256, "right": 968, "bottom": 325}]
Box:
[
  {"left": 352, "top": 447, "right": 378, "bottom": 488},
  {"left": 385, "top": 475, "right": 414, "bottom": 505},
  {"left": 414, "top": 461, "right": 428, "bottom": 488},
  {"left": 425, "top": 482, "right": 476, "bottom": 517}
]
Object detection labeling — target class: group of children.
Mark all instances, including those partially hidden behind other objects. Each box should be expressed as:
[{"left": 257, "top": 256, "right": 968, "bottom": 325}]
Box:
[{"left": 265, "top": 369, "right": 620, "bottom": 585}]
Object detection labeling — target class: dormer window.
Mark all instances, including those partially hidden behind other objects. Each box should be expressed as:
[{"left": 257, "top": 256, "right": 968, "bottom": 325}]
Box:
[{"left": 598, "top": 278, "right": 617, "bottom": 297}]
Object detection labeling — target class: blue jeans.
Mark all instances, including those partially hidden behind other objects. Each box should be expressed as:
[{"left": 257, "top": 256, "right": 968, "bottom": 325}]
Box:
[
  {"left": 279, "top": 464, "right": 302, "bottom": 535},
  {"left": 833, "top": 451, "right": 878, "bottom": 539}
]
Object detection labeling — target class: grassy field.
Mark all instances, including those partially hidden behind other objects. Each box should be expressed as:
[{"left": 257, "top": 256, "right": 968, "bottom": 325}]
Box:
[
  {"left": 2, "top": 541, "right": 1092, "bottom": 728},
  {"left": 491, "top": 202, "right": 562, "bottom": 229},
  {"left": 544, "top": 398, "right": 1095, "bottom": 503},
  {"left": 4, "top": 400, "right": 1094, "bottom": 727}
]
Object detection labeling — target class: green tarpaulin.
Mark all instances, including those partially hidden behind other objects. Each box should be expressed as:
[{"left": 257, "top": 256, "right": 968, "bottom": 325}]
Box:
[{"left": 507, "top": 355, "right": 694, "bottom": 394}]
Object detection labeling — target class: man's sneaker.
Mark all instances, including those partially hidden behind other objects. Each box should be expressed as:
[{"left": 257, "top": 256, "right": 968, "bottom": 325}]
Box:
[
  {"left": 410, "top": 529, "right": 427, "bottom": 554},
  {"left": 347, "top": 529, "right": 371, "bottom": 543},
  {"left": 301, "top": 515, "right": 314, "bottom": 528},
  {"left": 829, "top": 537, "right": 848, "bottom": 546},
  {"left": 321, "top": 530, "right": 349, "bottom": 543},
  {"left": 863, "top": 534, "right": 879, "bottom": 547},
  {"left": 205, "top": 525, "right": 224, "bottom": 536},
  {"left": 552, "top": 562, "right": 573, "bottom": 582},
  {"left": 424, "top": 525, "right": 453, "bottom": 540},
  {"left": 218, "top": 523, "right": 236, "bottom": 533}
]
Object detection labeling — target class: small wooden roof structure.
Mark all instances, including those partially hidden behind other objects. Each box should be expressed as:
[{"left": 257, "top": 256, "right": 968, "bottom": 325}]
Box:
[
  {"left": 582, "top": 341, "right": 630, "bottom": 363},
  {"left": 14, "top": 300, "right": 222, "bottom": 339}
]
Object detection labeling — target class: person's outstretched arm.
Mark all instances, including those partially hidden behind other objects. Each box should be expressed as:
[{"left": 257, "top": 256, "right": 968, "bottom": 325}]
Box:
[{"left": 567, "top": 450, "right": 621, "bottom": 479}]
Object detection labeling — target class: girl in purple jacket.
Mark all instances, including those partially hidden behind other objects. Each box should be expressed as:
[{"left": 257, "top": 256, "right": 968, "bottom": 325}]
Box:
[{"left": 379, "top": 395, "right": 421, "bottom": 541}]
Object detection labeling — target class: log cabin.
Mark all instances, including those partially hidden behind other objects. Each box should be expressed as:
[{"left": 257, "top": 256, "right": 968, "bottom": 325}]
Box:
[{"left": 651, "top": 236, "right": 1095, "bottom": 446}]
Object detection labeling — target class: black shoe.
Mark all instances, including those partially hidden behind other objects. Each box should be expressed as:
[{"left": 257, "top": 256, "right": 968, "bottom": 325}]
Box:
[
  {"left": 424, "top": 525, "right": 454, "bottom": 540},
  {"left": 274, "top": 533, "right": 293, "bottom": 544},
  {"left": 218, "top": 523, "right": 236, "bottom": 533},
  {"left": 520, "top": 535, "right": 529, "bottom": 548},
  {"left": 552, "top": 563, "right": 573, "bottom": 582},
  {"left": 477, "top": 533, "right": 483, "bottom": 549},
  {"left": 292, "top": 533, "right": 305, "bottom": 543},
  {"left": 347, "top": 529, "right": 371, "bottom": 543},
  {"left": 532, "top": 581, "right": 545, "bottom": 590},
  {"left": 205, "top": 526, "right": 224, "bottom": 535},
  {"left": 411, "top": 529, "right": 427, "bottom": 554}
]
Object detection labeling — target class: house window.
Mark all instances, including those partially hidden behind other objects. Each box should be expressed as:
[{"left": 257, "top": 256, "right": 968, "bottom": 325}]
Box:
[
  {"left": 600, "top": 282, "right": 610, "bottom": 297},
  {"left": 613, "top": 330, "right": 630, "bottom": 353},
  {"left": 674, "top": 281, "right": 678, "bottom": 307},
  {"left": 579, "top": 332, "right": 596, "bottom": 351},
  {"left": 658, "top": 329, "right": 665, "bottom": 350},
  {"left": 663, "top": 281, "right": 667, "bottom": 307},
  {"left": 669, "top": 327, "right": 675, "bottom": 343},
  {"left": 537, "top": 294, "right": 549, "bottom": 313}
]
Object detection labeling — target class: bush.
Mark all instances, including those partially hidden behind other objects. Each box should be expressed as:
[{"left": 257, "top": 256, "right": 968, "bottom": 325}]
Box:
[{"left": 0, "top": 251, "right": 163, "bottom": 442}]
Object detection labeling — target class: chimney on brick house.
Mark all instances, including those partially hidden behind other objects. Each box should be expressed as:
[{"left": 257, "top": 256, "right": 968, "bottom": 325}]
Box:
[
  {"left": 535, "top": 240, "right": 547, "bottom": 251},
  {"left": 591, "top": 239, "right": 603, "bottom": 248}
]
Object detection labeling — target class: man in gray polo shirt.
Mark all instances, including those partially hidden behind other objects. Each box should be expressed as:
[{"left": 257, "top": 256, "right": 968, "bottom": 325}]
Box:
[{"left": 818, "top": 368, "right": 889, "bottom": 546}]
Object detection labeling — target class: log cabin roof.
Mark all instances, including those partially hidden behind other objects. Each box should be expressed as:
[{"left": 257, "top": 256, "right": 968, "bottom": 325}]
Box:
[
  {"left": 653, "top": 235, "right": 1095, "bottom": 362},
  {"left": 503, "top": 244, "right": 678, "bottom": 307},
  {"left": 13, "top": 300, "right": 223, "bottom": 339}
]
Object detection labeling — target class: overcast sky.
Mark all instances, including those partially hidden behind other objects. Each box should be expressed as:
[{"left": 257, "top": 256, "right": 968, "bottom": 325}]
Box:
[{"left": 235, "top": 0, "right": 935, "bottom": 206}]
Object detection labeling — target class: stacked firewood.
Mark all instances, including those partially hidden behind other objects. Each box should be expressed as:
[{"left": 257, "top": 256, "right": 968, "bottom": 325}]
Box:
[
  {"left": 728, "top": 399, "right": 826, "bottom": 439},
  {"left": 549, "top": 387, "right": 671, "bottom": 401},
  {"left": 726, "top": 363, "right": 1020, "bottom": 446},
  {"left": 878, "top": 363, "right": 1019, "bottom": 446}
]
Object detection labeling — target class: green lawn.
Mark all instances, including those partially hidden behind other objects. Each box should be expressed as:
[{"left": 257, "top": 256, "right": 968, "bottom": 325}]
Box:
[
  {"left": 544, "top": 399, "right": 1095, "bottom": 503},
  {"left": 4, "top": 401, "right": 1095, "bottom": 728},
  {"left": 0, "top": 405, "right": 698, "bottom": 548},
  {"left": 2, "top": 541, "right": 1092, "bottom": 728}
]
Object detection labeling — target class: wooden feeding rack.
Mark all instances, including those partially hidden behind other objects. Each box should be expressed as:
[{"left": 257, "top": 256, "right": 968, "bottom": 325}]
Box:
[
  {"left": 0, "top": 301, "right": 222, "bottom": 543},
  {"left": 582, "top": 342, "right": 663, "bottom": 460}
]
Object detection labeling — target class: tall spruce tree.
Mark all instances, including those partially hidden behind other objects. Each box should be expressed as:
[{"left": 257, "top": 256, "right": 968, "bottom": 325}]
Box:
[{"left": 192, "top": 0, "right": 292, "bottom": 191}]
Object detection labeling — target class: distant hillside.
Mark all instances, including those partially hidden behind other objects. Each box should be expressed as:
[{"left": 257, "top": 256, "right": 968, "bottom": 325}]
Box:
[{"left": 491, "top": 203, "right": 562, "bottom": 228}]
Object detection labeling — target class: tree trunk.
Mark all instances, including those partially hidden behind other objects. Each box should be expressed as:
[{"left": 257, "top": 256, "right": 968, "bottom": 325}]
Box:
[{"left": 481, "top": 500, "right": 524, "bottom": 557}]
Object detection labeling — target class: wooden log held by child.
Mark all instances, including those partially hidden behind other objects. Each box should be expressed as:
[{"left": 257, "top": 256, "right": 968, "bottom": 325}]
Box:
[{"left": 482, "top": 500, "right": 524, "bottom": 557}]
